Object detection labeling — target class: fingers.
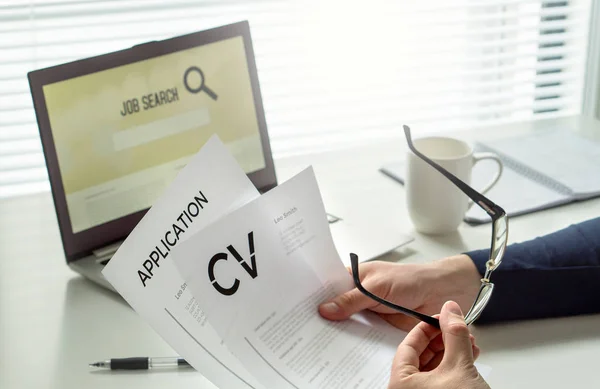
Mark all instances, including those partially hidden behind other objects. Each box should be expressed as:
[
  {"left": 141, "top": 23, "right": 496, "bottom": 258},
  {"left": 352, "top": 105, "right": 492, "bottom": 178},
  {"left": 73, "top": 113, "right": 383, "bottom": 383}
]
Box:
[
  {"left": 380, "top": 312, "right": 421, "bottom": 332},
  {"left": 439, "top": 300, "right": 475, "bottom": 368},
  {"left": 469, "top": 334, "right": 481, "bottom": 361},
  {"left": 318, "top": 288, "right": 378, "bottom": 320},
  {"left": 391, "top": 321, "right": 441, "bottom": 378},
  {"left": 472, "top": 343, "right": 481, "bottom": 361},
  {"left": 422, "top": 351, "right": 444, "bottom": 372},
  {"left": 419, "top": 333, "right": 444, "bottom": 368},
  {"left": 421, "top": 333, "right": 480, "bottom": 371}
]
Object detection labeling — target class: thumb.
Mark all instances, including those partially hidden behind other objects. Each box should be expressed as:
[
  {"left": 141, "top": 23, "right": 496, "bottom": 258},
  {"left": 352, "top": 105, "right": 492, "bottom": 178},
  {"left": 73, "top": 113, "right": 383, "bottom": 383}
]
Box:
[
  {"left": 318, "top": 288, "right": 376, "bottom": 320},
  {"left": 439, "top": 300, "right": 474, "bottom": 368}
]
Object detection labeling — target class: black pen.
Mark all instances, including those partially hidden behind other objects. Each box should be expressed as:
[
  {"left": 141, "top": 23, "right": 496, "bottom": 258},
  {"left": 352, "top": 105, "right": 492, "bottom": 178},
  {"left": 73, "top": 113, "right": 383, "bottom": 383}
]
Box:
[{"left": 89, "top": 357, "right": 191, "bottom": 370}]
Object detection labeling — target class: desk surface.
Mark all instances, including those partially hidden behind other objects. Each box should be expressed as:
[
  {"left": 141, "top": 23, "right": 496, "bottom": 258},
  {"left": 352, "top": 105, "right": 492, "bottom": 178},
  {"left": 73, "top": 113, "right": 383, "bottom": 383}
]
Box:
[{"left": 2, "top": 115, "right": 599, "bottom": 388}]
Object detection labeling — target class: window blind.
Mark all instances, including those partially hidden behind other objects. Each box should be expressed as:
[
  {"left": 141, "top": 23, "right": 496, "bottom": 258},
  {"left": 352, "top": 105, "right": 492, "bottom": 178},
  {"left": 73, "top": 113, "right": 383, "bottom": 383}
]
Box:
[{"left": 0, "top": 0, "right": 593, "bottom": 198}]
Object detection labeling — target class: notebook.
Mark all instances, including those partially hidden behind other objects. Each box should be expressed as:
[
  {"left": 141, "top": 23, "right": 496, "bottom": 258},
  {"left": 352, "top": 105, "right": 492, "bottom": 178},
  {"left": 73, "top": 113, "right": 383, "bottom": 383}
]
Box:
[{"left": 380, "top": 129, "right": 600, "bottom": 224}]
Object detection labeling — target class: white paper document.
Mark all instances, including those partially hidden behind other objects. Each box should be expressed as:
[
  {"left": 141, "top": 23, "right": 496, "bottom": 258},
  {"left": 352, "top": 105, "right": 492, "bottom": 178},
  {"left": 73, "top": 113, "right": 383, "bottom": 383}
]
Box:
[
  {"left": 102, "top": 136, "right": 264, "bottom": 389},
  {"left": 104, "top": 136, "right": 490, "bottom": 388},
  {"left": 172, "top": 168, "right": 408, "bottom": 389}
]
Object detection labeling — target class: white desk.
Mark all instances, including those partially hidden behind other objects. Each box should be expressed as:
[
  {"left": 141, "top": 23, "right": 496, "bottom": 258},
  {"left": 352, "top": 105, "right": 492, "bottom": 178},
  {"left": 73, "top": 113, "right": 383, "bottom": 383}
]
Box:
[{"left": 1, "top": 115, "right": 599, "bottom": 388}]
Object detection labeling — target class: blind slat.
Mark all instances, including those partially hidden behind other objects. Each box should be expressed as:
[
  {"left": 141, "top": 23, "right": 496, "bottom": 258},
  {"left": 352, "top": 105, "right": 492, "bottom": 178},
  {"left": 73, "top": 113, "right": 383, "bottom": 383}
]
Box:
[
  {"left": 0, "top": 0, "right": 593, "bottom": 198},
  {"left": 1, "top": 13, "right": 585, "bottom": 51},
  {"left": 0, "top": 50, "right": 587, "bottom": 98}
]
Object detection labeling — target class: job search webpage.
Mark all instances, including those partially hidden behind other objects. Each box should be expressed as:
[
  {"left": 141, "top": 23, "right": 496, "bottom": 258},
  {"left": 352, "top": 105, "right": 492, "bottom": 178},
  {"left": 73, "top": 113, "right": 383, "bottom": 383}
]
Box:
[{"left": 41, "top": 34, "right": 265, "bottom": 233}]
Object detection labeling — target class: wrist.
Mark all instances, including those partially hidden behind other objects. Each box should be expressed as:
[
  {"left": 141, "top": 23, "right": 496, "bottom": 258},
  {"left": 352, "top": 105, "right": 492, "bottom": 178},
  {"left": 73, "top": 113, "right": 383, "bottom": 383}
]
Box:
[{"left": 425, "top": 254, "right": 482, "bottom": 314}]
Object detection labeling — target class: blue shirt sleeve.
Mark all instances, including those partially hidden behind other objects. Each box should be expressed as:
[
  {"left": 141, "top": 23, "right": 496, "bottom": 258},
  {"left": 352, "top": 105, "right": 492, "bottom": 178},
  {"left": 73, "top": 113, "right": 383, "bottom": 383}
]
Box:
[{"left": 466, "top": 216, "right": 600, "bottom": 324}]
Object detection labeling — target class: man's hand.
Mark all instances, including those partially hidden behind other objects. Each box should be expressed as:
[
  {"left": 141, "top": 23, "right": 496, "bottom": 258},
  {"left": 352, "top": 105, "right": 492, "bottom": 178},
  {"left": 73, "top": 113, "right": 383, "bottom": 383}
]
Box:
[
  {"left": 318, "top": 255, "right": 481, "bottom": 331},
  {"left": 388, "top": 301, "right": 489, "bottom": 389}
]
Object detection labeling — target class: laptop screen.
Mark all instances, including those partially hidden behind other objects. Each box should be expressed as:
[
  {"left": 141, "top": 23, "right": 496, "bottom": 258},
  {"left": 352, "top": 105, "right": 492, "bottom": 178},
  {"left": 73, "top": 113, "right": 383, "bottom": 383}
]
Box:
[
  {"left": 29, "top": 21, "right": 276, "bottom": 260},
  {"left": 42, "top": 35, "right": 265, "bottom": 234}
]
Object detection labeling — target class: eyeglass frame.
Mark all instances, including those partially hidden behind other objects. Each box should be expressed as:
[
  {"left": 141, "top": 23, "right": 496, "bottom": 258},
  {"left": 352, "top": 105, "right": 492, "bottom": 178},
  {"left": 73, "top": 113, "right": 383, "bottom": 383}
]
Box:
[{"left": 349, "top": 125, "right": 509, "bottom": 329}]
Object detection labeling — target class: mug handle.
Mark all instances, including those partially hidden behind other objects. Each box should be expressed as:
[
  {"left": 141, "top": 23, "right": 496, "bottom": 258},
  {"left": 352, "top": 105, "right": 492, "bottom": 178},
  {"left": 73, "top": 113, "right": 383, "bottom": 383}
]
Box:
[{"left": 467, "top": 152, "right": 503, "bottom": 209}]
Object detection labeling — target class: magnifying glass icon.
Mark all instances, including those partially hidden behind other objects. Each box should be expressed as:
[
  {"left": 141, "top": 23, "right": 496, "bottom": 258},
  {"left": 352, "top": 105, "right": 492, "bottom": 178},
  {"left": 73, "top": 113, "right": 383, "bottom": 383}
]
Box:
[{"left": 183, "top": 66, "right": 218, "bottom": 101}]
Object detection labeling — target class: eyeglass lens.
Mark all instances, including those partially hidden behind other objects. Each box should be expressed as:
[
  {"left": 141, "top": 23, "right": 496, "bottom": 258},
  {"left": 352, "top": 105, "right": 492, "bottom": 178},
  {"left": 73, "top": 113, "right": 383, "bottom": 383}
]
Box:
[
  {"left": 465, "top": 282, "right": 495, "bottom": 325},
  {"left": 490, "top": 214, "right": 508, "bottom": 270}
]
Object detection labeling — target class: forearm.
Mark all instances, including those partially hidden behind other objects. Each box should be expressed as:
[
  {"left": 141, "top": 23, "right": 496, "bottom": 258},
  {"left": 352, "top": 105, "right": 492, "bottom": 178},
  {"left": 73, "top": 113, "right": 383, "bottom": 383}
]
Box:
[{"left": 467, "top": 217, "right": 600, "bottom": 323}]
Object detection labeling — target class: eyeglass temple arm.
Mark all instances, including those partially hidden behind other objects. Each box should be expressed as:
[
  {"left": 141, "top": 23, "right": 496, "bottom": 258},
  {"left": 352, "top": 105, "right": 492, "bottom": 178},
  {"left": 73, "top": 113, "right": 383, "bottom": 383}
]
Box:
[
  {"left": 403, "top": 125, "right": 505, "bottom": 219},
  {"left": 350, "top": 254, "right": 440, "bottom": 329}
]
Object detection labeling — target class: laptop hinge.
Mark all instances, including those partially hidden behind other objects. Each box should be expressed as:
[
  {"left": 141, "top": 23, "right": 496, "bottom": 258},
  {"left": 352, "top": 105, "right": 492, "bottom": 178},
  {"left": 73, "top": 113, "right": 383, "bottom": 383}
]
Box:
[{"left": 92, "top": 241, "right": 123, "bottom": 263}]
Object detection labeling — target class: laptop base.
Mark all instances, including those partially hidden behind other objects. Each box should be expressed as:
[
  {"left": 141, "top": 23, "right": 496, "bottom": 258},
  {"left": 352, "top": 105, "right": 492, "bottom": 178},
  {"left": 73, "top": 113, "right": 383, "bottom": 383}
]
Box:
[{"left": 68, "top": 257, "right": 116, "bottom": 292}]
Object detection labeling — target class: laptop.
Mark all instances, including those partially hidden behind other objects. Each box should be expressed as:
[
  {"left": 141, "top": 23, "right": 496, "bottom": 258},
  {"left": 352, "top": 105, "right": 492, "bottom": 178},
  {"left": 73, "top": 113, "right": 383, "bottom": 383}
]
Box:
[{"left": 28, "top": 21, "right": 412, "bottom": 291}]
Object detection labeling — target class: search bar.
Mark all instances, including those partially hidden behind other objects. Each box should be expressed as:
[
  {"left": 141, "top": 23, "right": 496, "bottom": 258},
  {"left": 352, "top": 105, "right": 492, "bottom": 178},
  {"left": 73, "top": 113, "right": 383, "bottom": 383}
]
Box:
[{"left": 113, "top": 108, "right": 210, "bottom": 151}]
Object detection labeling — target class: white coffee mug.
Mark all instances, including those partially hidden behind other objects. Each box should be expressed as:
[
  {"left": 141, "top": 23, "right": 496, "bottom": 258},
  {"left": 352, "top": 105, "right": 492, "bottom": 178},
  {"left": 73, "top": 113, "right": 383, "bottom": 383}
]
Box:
[{"left": 405, "top": 136, "right": 503, "bottom": 234}]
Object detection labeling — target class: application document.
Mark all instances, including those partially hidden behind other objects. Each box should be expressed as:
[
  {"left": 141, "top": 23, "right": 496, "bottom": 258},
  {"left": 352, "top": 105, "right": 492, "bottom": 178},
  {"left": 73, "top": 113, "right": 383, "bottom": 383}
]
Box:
[
  {"left": 102, "top": 136, "right": 264, "bottom": 389},
  {"left": 172, "top": 168, "right": 408, "bottom": 389},
  {"left": 104, "top": 136, "right": 491, "bottom": 388}
]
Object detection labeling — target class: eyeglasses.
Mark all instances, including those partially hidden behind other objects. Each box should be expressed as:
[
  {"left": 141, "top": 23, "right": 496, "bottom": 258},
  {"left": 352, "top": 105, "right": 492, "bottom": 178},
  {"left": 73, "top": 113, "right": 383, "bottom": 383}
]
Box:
[{"left": 350, "top": 125, "right": 509, "bottom": 329}]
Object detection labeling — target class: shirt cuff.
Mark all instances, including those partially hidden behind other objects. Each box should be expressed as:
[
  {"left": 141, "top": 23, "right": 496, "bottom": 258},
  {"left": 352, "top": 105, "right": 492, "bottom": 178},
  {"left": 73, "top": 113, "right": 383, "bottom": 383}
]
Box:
[{"left": 464, "top": 248, "right": 490, "bottom": 276}]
